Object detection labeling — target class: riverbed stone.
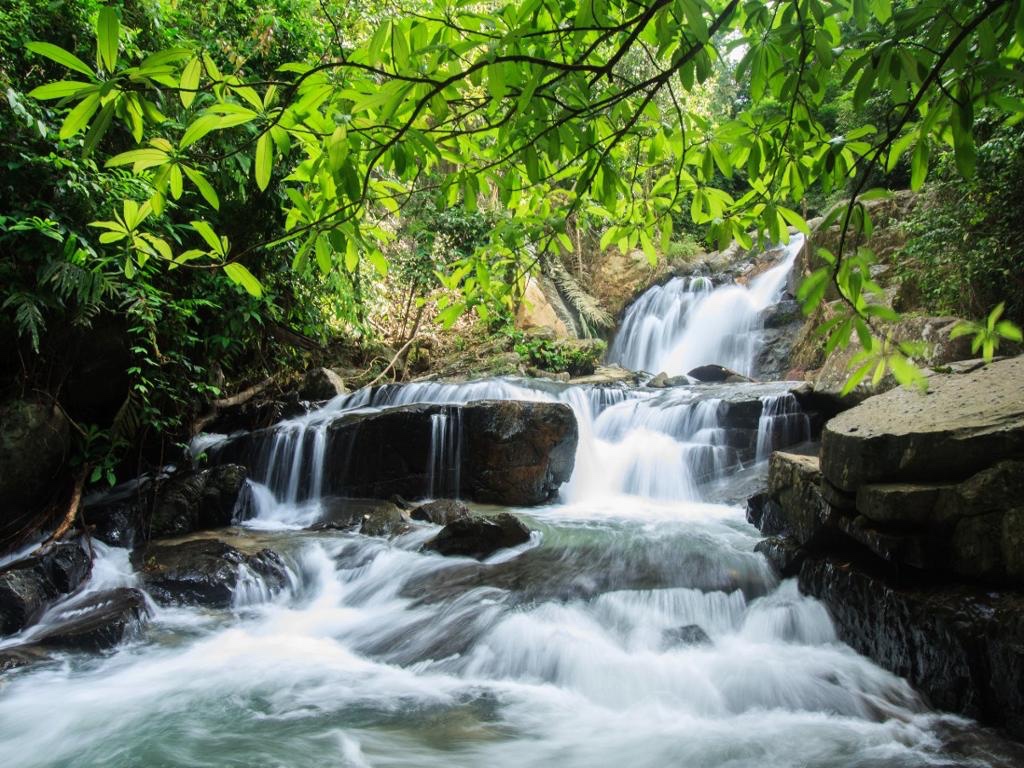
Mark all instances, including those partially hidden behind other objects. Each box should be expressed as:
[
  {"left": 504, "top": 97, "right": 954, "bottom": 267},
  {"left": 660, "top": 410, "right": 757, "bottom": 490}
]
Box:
[
  {"left": 662, "top": 624, "right": 711, "bottom": 647},
  {"left": 820, "top": 356, "right": 1024, "bottom": 492},
  {"left": 755, "top": 535, "right": 806, "bottom": 577},
  {"left": 424, "top": 512, "right": 531, "bottom": 559},
  {"left": 34, "top": 588, "right": 148, "bottom": 651},
  {"left": 687, "top": 364, "right": 753, "bottom": 383},
  {"left": 766, "top": 451, "right": 832, "bottom": 546},
  {"left": 0, "top": 543, "right": 92, "bottom": 636},
  {"left": 132, "top": 539, "right": 287, "bottom": 607},
  {"left": 410, "top": 499, "right": 470, "bottom": 526}
]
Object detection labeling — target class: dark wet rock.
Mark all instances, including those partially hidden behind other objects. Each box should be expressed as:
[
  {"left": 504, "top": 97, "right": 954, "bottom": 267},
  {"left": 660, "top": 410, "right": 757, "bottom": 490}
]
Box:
[
  {"left": 34, "top": 588, "right": 148, "bottom": 651},
  {"left": 755, "top": 535, "right": 806, "bottom": 577},
  {"left": 313, "top": 497, "right": 401, "bottom": 532},
  {"left": 298, "top": 367, "right": 348, "bottom": 402},
  {"left": 213, "top": 399, "right": 578, "bottom": 506},
  {"left": 799, "top": 553, "right": 1024, "bottom": 739},
  {"left": 424, "top": 513, "right": 531, "bottom": 559},
  {"left": 84, "top": 465, "right": 250, "bottom": 546},
  {"left": 820, "top": 356, "right": 1024, "bottom": 492},
  {"left": 0, "top": 644, "right": 51, "bottom": 672},
  {"left": 131, "top": 539, "right": 287, "bottom": 608},
  {"left": 687, "top": 364, "right": 753, "bottom": 383},
  {"left": 662, "top": 624, "right": 711, "bottom": 647},
  {"left": 762, "top": 299, "right": 803, "bottom": 329},
  {"left": 0, "top": 543, "right": 91, "bottom": 636},
  {"left": 360, "top": 503, "right": 412, "bottom": 537},
  {"left": 0, "top": 399, "right": 70, "bottom": 538},
  {"left": 410, "top": 499, "right": 471, "bottom": 526},
  {"left": 746, "top": 492, "right": 786, "bottom": 536},
  {"left": 765, "top": 451, "right": 836, "bottom": 547}
]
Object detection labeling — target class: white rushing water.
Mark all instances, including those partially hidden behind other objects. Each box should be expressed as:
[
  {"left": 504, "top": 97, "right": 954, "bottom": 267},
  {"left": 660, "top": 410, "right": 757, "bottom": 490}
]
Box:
[
  {"left": 608, "top": 234, "right": 804, "bottom": 376},
  {"left": 2, "top": 236, "right": 1018, "bottom": 767}
]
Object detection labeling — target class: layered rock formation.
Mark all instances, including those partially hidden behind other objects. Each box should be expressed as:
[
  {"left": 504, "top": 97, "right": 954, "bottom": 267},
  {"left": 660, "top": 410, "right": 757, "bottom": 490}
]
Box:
[{"left": 748, "top": 355, "right": 1024, "bottom": 737}]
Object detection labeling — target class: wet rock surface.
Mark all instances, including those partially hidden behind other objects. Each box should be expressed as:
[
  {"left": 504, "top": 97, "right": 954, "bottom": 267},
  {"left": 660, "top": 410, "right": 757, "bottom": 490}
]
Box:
[
  {"left": 410, "top": 499, "right": 471, "bottom": 526},
  {"left": 424, "top": 512, "right": 531, "bottom": 559},
  {"left": 33, "top": 588, "right": 148, "bottom": 651},
  {"left": 662, "top": 624, "right": 712, "bottom": 647},
  {"left": 298, "top": 367, "right": 348, "bottom": 402},
  {"left": 131, "top": 539, "right": 287, "bottom": 607},
  {"left": 0, "top": 543, "right": 91, "bottom": 636},
  {"left": 85, "top": 464, "right": 250, "bottom": 546},
  {"left": 214, "top": 399, "right": 579, "bottom": 506}
]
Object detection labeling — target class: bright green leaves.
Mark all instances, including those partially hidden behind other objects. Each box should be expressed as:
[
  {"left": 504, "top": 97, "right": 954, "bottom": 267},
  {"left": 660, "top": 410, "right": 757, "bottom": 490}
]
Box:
[
  {"left": 950, "top": 303, "right": 1023, "bottom": 362},
  {"left": 88, "top": 200, "right": 170, "bottom": 277},
  {"left": 179, "top": 57, "right": 202, "bottom": 108},
  {"left": 25, "top": 42, "right": 95, "bottom": 78},
  {"left": 255, "top": 133, "right": 273, "bottom": 191},
  {"left": 96, "top": 6, "right": 120, "bottom": 73},
  {"left": 223, "top": 263, "right": 263, "bottom": 298}
]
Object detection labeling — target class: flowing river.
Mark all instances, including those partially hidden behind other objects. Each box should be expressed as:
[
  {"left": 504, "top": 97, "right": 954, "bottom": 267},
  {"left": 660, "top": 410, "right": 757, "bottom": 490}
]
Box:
[{"left": 1, "top": 236, "right": 1020, "bottom": 767}]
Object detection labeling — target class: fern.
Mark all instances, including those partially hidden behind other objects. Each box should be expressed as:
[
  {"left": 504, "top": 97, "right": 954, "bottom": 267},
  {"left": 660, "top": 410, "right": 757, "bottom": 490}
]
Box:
[
  {"left": 543, "top": 255, "right": 613, "bottom": 337},
  {"left": 2, "top": 292, "right": 45, "bottom": 351}
]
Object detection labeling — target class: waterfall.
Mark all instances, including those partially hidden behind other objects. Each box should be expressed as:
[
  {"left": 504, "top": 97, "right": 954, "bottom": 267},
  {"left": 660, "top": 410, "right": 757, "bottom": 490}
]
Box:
[
  {"left": 607, "top": 235, "right": 804, "bottom": 376},
  {"left": 755, "top": 393, "right": 812, "bottom": 461}
]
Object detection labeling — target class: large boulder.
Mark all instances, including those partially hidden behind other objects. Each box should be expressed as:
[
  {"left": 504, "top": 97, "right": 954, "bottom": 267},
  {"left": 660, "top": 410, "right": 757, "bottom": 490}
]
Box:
[
  {"left": 410, "top": 499, "right": 470, "bottom": 526},
  {"left": 424, "top": 512, "right": 531, "bottom": 559},
  {"left": 214, "top": 400, "right": 578, "bottom": 506},
  {"left": 687, "top": 364, "right": 753, "bottom": 383},
  {"left": 0, "top": 543, "right": 91, "bottom": 636},
  {"left": 131, "top": 539, "right": 287, "bottom": 607},
  {"left": 0, "top": 400, "right": 70, "bottom": 534},
  {"left": 821, "top": 356, "right": 1024, "bottom": 492}
]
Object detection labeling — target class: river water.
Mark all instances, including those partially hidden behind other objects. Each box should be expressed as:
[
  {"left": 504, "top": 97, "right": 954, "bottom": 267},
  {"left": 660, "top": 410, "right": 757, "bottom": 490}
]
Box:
[{"left": 1, "top": 238, "right": 1020, "bottom": 767}]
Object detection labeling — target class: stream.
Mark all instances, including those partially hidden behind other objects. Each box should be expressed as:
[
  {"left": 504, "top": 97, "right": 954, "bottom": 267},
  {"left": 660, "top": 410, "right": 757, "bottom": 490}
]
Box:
[{"left": 1, "top": 236, "right": 1021, "bottom": 767}]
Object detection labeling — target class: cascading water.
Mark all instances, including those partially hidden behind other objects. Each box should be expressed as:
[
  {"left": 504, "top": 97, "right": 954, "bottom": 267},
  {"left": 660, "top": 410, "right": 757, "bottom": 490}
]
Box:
[
  {"left": 3, "top": 234, "right": 1020, "bottom": 767},
  {"left": 608, "top": 234, "right": 804, "bottom": 376}
]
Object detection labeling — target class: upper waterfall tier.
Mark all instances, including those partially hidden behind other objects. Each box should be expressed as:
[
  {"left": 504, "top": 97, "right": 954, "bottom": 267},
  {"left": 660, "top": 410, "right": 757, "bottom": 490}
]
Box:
[{"left": 607, "top": 235, "right": 804, "bottom": 377}]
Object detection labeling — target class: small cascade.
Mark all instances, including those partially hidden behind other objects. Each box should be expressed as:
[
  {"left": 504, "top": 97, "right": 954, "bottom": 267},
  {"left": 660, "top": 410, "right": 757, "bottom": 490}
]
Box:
[
  {"left": 608, "top": 235, "right": 804, "bottom": 376},
  {"left": 755, "top": 393, "right": 812, "bottom": 461},
  {"left": 427, "top": 410, "right": 462, "bottom": 498}
]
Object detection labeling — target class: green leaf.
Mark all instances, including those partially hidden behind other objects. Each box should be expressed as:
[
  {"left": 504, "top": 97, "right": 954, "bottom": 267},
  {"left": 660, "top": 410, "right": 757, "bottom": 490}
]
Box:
[
  {"left": 223, "top": 263, "right": 263, "bottom": 297},
  {"left": 996, "top": 321, "right": 1023, "bottom": 343},
  {"left": 59, "top": 92, "right": 100, "bottom": 138},
  {"left": 96, "top": 6, "right": 120, "bottom": 73},
  {"left": 191, "top": 220, "right": 222, "bottom": 252},
  {"left": 27, "top": 81, "right": 95, "bottom": 100},
  {"left": 183, "top": 167, "right": 220, "bottom": 210},
  {"left": 25, "top": 42, "right": 94, "bottom": 78},
  {"left": 106, "top": 148, "right": 169, "bottom": 171},
  {"left": 910, "top": 138, "right": 929, "bottom": 191},
  {"left": 489, "top": 64, "right": 507, "bottom": 101},
  {"left": 255, "top": 133, "right": 273, "bottom": 191},
  {"left": 179, "top": 57, "right": 202, "bottom": 108}
]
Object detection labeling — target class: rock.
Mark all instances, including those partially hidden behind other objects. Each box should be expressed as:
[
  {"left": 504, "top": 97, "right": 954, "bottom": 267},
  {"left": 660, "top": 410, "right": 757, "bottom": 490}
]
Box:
[
  {"left": 766, "top": 451, "right": 832, "bottom": 546},
  {"left": 424, "top": 512, "right": 531, "bottom": 559},
  {"left": 570, "top": 364, "right": 641, "bottom": 386},
  {"left": 762, "top": 299, "right": 803, "bottom": 329},
  {"left": 298, "top": 367, "right": 348, "bottom": 402},
  {"left": 745, "top": 492, "right": 786, "bottom": 536},
  {"left": 315, "top": 497, "right": 402, "bottom": 531},
  {"left": 820, "top": 356, "right": 1024, "bottom": 492},
  {"left": 649, "top": 372, "right": 670, "bottom": 388},
  {"left": 662, "top": 624, "right": 711, "bottom": 648},
  {"left": 85, "top": 465, "right": 250, "bottom": 545},
  {"left": 0, "top": 543, "right": 91, "bottom": 636},
  {"left": 360, "top": 503, "right": 411, "bottom": 537},
  {"left": 132, "top": 539, "right": 287, "bottom": 607},
  {"left": 410, "top": 499, "right": 470, "bottom": 526},
  {"left": 0, "top": 400, "right": 70, "bottom": 537},
  {"left": 799, "top": 553, "right": 1024, "bottom": 739},
  {"left": 755, "top": 535, "right": 806, "bottom": 577},
  {"left": 0, "top": 644, "right": 50, "bottom": 672},
  {"left": 213, "top": 399, "right": 578, "bottom": 507},
  {"left": 856, "top": 483, "right": 952, "bottom": 526},
  {"left": 687, "top": 364, "right": 753, "bottom": 383},
  {"left": 515, "top": 277, "right": 574, "bottom": 338},
  {"left": 34, "top": 588, "right": 148, "bottom": 651}
]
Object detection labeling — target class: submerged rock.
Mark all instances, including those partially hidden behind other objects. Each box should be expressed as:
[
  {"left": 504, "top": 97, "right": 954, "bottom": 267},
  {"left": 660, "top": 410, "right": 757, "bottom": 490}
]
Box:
[
  {"left": 662, "top": 624, "right": 711, "bottom": 648},
  {"left": 0, "top": 543, "right": 91, "bottom": 636},
  {"left": 424, "top": 512, "right": 531, "bottom": 559},
  {"left": 687, "top": 364, "right": 753, "bottom": 383},
  {"left": 131, "top": 539, "right": 287, "bottom": 607},
  {"left": 410, "top": 499, "right": 470, "bottom": 526},
  {"left": 0, "top": 644, "right": 50, "bottom": 672},
  {"left": 34, "top": 588, "right": 148, "bottom": 651}
]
